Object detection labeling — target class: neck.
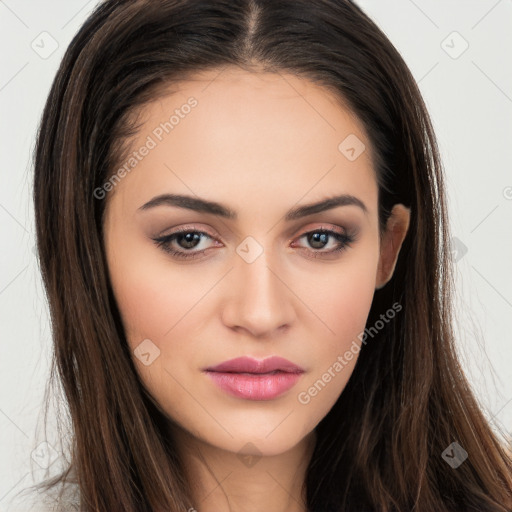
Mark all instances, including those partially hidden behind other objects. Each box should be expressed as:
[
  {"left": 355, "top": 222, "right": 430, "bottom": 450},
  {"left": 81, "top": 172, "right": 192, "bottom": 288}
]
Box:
[{"left": 172, "top": 426, "right": 317, "bottom": 512}]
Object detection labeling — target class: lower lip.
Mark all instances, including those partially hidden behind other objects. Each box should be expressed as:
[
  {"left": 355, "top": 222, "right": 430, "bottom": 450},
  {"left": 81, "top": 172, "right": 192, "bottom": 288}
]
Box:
[{"left": 205, "top": 371, "right": 303, "bottom": 400}]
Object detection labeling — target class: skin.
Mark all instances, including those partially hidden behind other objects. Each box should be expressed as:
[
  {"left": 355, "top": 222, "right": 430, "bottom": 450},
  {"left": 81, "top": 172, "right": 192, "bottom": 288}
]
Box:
[{"left": 103, "top": 66, "right": 410, "bottom": 512}]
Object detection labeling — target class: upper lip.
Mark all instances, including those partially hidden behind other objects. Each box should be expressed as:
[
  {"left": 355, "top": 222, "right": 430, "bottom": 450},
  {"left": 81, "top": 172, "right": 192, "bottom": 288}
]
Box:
[{"left": 205, "top": 356, "right": 304, "bottom": 374}]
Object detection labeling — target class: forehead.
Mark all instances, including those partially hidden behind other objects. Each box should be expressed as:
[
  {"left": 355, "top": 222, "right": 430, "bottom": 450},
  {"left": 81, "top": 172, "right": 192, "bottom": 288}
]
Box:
[{"left": 107, "top": 67, "right": 378, "bottom": 219}]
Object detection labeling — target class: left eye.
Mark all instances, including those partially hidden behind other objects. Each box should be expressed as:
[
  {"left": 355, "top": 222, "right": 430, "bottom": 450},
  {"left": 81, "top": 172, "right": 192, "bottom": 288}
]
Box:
[
  {"left": 292, "top": 229, "right": 355, "bottom": 256},
  {"left": 152, "top": 228, "right": 355, "bottom": 260}
]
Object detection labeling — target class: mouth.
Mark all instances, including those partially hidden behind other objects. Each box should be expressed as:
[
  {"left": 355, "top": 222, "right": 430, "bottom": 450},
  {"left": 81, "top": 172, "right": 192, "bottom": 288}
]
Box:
[
  {"left": 204, "top": 355, "right": 304, "bottom": 374},
  {"left": 204, "top": 356, "right": 304, "bottom": 400}
]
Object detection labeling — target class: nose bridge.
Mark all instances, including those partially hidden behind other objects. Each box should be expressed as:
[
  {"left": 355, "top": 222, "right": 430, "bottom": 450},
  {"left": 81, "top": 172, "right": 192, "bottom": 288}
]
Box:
[{"left": 223, "top": 235, "right": 294, "bottom": 335}]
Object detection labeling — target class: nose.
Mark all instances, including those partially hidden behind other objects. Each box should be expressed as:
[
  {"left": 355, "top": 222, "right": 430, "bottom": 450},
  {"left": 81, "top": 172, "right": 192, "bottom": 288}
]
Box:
[{"left": 221, "top": 246, "right": 296, "bottom": 338}]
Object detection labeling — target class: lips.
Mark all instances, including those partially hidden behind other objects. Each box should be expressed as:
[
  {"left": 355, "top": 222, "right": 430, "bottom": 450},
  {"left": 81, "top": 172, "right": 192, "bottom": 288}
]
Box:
[
  {"left": 205, "top": 356, "right": 304, "bottom": 374},
  {"left": 204, "top": 356, "right": 304, "bottom": 400}
]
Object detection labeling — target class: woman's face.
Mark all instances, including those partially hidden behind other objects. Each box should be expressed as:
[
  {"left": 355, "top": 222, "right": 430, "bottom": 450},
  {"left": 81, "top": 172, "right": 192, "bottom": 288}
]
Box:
[{"left": 103, "top": 67, "right": 409, "bottom": 457}]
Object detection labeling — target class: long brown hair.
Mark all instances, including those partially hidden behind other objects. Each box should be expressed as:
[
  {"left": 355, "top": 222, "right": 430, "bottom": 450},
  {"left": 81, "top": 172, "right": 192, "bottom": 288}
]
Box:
[{"left": 30, "top": 0, "right": 512, "bottom": 510}]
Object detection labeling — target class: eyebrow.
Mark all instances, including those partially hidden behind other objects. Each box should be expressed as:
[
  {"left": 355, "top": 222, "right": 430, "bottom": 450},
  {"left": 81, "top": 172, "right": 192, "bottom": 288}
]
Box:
[{"left": 139, "top": 193, "right": 368, "bottom": 220}]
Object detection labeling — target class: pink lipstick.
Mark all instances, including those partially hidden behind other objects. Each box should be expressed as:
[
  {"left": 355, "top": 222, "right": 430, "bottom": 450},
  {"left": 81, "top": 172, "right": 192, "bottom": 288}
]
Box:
[{"left": 204, "top": 356, "right": 304, "bottom": 400}]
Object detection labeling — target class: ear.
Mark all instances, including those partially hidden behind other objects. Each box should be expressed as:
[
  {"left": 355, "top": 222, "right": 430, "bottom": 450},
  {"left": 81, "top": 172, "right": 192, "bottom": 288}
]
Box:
[{"left": 375, "top": 204, "right": 411, "bottom": 290}]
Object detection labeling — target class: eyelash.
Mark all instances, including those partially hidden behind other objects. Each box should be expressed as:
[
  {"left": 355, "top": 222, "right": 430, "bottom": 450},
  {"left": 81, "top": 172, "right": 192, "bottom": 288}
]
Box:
[{"left": 152, "top": 226, "right": 356, "bottom": 261}]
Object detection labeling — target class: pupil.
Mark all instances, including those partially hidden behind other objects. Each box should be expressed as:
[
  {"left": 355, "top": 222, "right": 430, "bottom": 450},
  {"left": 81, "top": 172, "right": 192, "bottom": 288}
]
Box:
[{"left": 309, "top": 232, "right": 328, "bottom": 249}]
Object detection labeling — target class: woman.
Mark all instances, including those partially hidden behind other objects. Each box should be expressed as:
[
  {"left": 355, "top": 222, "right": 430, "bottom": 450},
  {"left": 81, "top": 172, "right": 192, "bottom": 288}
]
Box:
[{"left": 27, "top": 0, "right": 512, "bottom": 510}]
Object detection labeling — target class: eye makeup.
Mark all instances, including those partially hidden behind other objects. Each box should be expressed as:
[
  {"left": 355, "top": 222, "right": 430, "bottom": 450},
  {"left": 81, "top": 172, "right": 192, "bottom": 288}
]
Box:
[{"left": 151, "top": 224, "right": 358, "bottom": 261}]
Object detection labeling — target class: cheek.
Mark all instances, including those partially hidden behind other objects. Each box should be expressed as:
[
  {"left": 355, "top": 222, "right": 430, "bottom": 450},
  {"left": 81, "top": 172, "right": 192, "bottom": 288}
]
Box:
[
  {"left": 107, "top": 252, "right": 210, "bottom": 412},
  {"left": 323, "top": 267, "right": 376, "bottom": 342},
  {"left": 107, "top": 237, "right": 212, "bottom": 344},
  {"left": 292, "top": 248, "right": 378, "bottom": 406},
  {"left": 299, "top": 245, "right": 378, "bottom": 348}
]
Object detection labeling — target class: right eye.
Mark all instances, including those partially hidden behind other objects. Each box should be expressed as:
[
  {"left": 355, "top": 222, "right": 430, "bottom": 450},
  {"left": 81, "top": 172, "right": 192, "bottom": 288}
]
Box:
[{"left": 152, "top": 228, "right": 221, "bottom": 260}]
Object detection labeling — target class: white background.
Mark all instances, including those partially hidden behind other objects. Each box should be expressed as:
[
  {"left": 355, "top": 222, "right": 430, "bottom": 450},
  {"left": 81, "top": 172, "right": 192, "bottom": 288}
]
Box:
[{"left": 1, "top": 0, "right": 511, "bottom": 509}]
